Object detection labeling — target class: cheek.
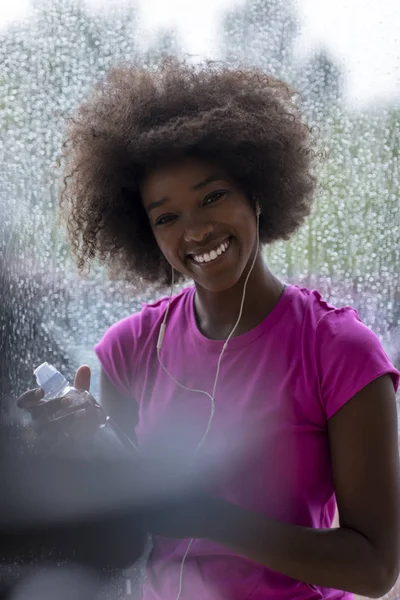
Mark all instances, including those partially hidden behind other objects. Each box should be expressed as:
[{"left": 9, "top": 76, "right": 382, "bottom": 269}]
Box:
[
  {"left": 153, "top": 231, "right": 181, "bottom": 267},
  {"left": 221, "top": 196, "right": 255, "bottom": 229},
  {"left": 229, "top": 205, "right": 256, "bottom": 236}
]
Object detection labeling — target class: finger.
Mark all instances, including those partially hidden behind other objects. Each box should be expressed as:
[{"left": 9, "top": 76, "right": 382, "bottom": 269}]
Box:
[
  {"left": 51, "top": 408, "right": 98, "bottom": 438},
  {"left": 74, "top": 365, "right": 91, "bottom": 392},
  {"left": 68, "top": 408, "right": 91, "bottom": 435},
  {"left": 17, "top": 388, "right": 45, "bottom": 409},
  {"left": 30, "top": 396, "right": 72, "bottom": 421},
  {"left": 35, "top": 409, "right": 78, "bottom": 436},
  {"left": 74, "top": 408, "right": 87, "bottom": 419}
]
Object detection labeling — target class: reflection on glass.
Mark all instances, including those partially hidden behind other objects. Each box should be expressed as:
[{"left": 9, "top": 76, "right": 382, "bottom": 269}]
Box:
[{"left": 0, "top": 1, "right": 399, "bottom": 598}]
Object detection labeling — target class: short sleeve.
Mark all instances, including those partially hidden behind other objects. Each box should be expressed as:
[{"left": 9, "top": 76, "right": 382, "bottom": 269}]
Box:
[
  {"left": 315, "top": 307, "right": 399, "bottom": 420},
  {"left": 94, "top": 315, "right": 138, "bottom": 399}
]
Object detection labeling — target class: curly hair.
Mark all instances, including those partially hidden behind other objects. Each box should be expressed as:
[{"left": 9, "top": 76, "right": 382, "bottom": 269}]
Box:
[{"left": 58, "top": 57, "right": 321, "bottom": 284}]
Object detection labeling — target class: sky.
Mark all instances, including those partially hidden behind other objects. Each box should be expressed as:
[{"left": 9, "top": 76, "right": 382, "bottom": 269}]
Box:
[{"left": 0, "top": 0, "right": 399, "bottom": 107}]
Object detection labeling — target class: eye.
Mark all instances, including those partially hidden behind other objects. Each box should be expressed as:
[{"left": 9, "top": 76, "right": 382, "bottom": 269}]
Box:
[
  {"left": 203, "top": 190, "right": 227, "bottom": 206},
  {"left": 154, "top": 214, "right": 177, "bottom": 227}
]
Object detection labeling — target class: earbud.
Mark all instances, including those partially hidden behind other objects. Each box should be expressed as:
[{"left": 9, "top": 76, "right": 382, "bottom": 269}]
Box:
[{"left": 256, "top": 204, "right": 262, "bottom": 217}]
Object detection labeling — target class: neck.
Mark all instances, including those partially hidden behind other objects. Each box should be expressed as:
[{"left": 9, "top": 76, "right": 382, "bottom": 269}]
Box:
[{"left": 193, "top": 254, "right": 285, "bottom": 340}]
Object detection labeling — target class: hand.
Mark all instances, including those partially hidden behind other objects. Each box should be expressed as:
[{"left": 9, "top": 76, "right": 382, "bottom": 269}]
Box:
[
  {"left": 140, "top": 493, "right": 229, "bottom": 540},
  {"left": 17, "top": 366, "right": 102, "bottom": 438}
]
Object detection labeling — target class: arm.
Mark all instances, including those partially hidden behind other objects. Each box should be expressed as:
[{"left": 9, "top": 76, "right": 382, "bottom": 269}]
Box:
[
  {"left": 210, "top": 374, "right": 400, "bottom": 598},
  {"left": 100, "top": 366, "right": 139, "bottom": 445}
]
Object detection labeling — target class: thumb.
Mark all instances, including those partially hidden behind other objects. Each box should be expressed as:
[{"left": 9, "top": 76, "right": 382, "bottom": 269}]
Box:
[{"left": 74, "top": 365, "right": 91, "bottom": 391}]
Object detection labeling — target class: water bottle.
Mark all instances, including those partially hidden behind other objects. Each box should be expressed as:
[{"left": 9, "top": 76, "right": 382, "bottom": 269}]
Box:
[{"left": 34, "top": 362, "right": 139, "bottom": 458}]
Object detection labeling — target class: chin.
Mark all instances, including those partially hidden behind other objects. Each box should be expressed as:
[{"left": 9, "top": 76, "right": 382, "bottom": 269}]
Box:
[{"left": 194, "top": 271, "right": 243, "bottom": 293}]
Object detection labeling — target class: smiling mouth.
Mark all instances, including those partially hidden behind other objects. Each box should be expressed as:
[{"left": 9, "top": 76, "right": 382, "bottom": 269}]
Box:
[{"left": 188, "top": 237, "right": 231, "bottom": 266}]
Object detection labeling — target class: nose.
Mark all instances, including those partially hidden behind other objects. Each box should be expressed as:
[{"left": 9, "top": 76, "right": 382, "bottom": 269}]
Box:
[{"left": 183, "top": 214, "right": 214, "bottom": 243}]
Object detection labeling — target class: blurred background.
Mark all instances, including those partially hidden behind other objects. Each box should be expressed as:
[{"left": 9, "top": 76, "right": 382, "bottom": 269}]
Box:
[{"left": 0, "top": 0, "right": 399, "bottom": 598}]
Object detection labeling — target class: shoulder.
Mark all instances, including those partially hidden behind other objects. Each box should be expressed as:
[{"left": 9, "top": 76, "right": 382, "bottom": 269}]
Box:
[
  {"left": 286, "top": 284, "right": 353, "bottom": 325},
  {"left": 95, "top": 285, "right": 193, "bottom": 352},
  {"left": 94, "top": 286, "right": 193, "bottom": 396},
  {"left": 287, "top": 284, "right": 382, "bottom": 347},
  {"left": 287, "top": 285, "right": 399, "bottom": 418},
  {"left": 298, "top": 286, "right": 391, "bottom": 364}
]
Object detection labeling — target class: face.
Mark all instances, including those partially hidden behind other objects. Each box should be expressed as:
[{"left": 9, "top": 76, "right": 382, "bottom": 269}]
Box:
[{"left": 140, "top": 156, "right": 259, "bottom": 293}]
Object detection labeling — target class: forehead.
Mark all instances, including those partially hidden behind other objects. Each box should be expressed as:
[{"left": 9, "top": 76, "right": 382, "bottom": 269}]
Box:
[{"left": 140, "top": 157, "right": 229, "bottom": 202}]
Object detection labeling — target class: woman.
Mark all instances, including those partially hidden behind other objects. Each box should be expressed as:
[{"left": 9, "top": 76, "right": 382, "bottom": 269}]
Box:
[{"left": 19, "top": 59, "right": 400, "bottom": 600}]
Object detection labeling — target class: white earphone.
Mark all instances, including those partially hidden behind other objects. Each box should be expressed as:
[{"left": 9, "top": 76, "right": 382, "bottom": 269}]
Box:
[{"left": 156, "top": 207, "right": 261, "bottom": 600}]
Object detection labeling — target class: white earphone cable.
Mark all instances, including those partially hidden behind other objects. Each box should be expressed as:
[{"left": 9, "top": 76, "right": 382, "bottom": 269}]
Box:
[{"left": 156, "top": 213, "right": 261, "bottom": 600}]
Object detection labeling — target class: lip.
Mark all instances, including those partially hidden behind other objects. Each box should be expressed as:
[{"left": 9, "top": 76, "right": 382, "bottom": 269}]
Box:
[
  {"left": 187, "top": 236, "right": 233, "bottom": 268},
  {"left": 186, "top": 236, "right": 231, "bottom": 260}
]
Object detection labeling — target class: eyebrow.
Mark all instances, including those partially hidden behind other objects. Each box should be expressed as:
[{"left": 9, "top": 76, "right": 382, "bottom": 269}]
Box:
[
  {"left": 146, "top": 172, "right": 228, "bottom": 214},
  {"left": 191, "top": 173, "right": 227, "bottom": 191}
]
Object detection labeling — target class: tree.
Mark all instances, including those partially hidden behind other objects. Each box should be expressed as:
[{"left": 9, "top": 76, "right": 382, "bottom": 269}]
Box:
[
  {"left": 219, "top": 0, "right": 344, "bottom": 118},
  {"left": 142, "top": 27, "right": 182, "bottom": 69},
  {"left": 0, "top": 0, "right": 141, "bottom": 272},
  {"left": 220, "top": 0, "right": 298, "bottom": 80},
  {"left": 296, "top": 48, "right": 343, "bottom": 118}
]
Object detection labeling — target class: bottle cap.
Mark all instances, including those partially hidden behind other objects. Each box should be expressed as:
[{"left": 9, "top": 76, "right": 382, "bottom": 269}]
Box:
[{"left": 34, "top": 362, "right": 68, "bottom": 396}]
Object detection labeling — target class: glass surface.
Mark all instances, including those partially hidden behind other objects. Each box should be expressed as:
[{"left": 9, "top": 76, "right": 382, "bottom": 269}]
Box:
[{"left": 0, "top": 1, "right": 399, "bottom": 597}]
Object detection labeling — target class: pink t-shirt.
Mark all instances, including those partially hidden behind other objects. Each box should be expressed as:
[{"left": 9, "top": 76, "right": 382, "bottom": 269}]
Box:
[{"left": 95, "top": 284, "right": 399, "bottom": 600}]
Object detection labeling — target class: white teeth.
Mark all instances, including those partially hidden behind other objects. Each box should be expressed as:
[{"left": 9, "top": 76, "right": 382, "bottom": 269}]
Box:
[{"left": 192, "top": 239, "right": 230, "bottom": 264}]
